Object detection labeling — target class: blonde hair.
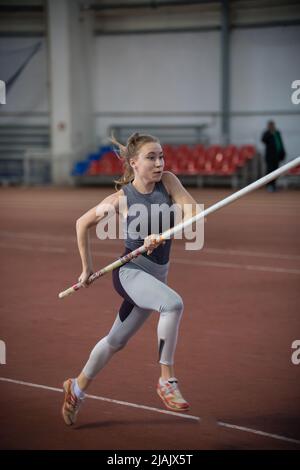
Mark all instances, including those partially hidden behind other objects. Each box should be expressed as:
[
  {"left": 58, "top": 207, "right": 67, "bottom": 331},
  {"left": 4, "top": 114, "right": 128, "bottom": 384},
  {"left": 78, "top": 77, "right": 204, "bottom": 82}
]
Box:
[{"left": 110, "top": 132, "right": 159, "bottom": 191}]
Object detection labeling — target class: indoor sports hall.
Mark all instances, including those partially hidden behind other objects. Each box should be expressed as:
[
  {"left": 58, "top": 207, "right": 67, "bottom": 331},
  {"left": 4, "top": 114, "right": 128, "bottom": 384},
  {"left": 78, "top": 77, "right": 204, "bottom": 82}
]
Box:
[{"left": 0, "top": 0, "right": 299, "bottom": 453}]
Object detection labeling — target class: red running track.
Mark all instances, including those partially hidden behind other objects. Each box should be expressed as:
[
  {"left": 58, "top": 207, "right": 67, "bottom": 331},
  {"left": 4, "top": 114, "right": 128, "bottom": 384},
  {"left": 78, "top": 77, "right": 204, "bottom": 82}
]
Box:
[{"left": 0, "top": 186, "right": 300, "bottom": 450}]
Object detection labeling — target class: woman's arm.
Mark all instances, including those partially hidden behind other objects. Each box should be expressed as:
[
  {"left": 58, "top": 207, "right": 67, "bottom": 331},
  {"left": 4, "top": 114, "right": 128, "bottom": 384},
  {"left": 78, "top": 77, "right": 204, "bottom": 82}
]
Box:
[
  {"left": 142, "top": 172, "right": 202, "bottom": 254},
  {"left": 162, "top": 171, "right": 206, "bottom": 245},
  {"left": 76, "top": 190, "right": 122, "bottom": 285},
  {"left": 162, "top": 171, "right": 199, "bottom": 220}
]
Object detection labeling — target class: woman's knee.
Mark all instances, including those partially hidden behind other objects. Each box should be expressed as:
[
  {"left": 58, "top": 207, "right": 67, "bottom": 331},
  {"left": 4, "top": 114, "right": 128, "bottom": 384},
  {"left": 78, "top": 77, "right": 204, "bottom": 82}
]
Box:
[
  {"left": 162, "top": 292, "right": 184, "bottom": 314},
  {"left": 106, "top": 334, "right": 127, "bottom": 352}
]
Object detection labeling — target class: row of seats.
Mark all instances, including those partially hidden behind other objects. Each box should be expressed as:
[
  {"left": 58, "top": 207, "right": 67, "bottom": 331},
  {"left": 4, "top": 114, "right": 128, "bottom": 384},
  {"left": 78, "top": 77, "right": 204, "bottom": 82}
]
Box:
[
  {"left": 88, "top": 151, "right": 123, "bottom": 176},
  {"left": 72, "top": 144, "right": 257, "bottom": 177},
  {"left": 162, "top": 144, "right": 256, "bottom": 176}
]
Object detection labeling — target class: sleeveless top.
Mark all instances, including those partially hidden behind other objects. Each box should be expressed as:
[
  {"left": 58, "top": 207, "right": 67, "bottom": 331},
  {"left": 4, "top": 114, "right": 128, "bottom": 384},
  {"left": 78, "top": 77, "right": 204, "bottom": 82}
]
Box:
[{"left": 122, "top": 180, "right": 174, "bottom": 265}]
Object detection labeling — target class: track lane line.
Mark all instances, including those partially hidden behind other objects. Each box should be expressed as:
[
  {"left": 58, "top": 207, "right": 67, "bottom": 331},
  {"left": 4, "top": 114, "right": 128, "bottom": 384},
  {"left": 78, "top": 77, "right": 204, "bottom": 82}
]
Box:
[
  {"left": 0, "top": 376, "right": 199, "bottom": 422},
  {"left": 1, "top": 376, "right": 300, "bottom": 445}
]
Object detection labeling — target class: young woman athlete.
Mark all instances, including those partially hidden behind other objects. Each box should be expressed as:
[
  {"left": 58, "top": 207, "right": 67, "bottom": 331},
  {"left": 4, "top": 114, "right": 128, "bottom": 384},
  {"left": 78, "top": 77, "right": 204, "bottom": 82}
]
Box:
[{"left": 62, "top": 132, "right": 199, "bottom": 425}]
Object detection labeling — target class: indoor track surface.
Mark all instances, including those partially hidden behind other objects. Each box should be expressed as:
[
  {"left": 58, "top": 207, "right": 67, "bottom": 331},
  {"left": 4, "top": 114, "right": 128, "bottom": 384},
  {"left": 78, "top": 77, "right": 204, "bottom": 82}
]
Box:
[{"left": 0, "top": 186, "right": 299, "bottom": 450}]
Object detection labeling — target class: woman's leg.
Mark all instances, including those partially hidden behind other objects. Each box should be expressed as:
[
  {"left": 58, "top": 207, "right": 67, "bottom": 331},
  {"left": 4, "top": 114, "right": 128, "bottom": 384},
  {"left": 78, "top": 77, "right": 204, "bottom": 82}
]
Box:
[
  {"left": 63, "top": 265, "right": 186, "bottom": 426},
  {"left": 116, "top": 267, "right": 189, "bottom": 411},
  {"left": 117, "top": 266, "right": 184, "bottom": 369},
  {"left": 78, "top": 325, "right": 177, "bottom": 390},
  {"left": 62, "top": 300, "right": 151, "bottom": 425},
  {"left": 79, "top": 301, "right": 152, "bottom": 391},
  {"left": 160, "top": 364, "right": 175, "bottom": 381},
  {"left": 79, "top": 264, "right": 184, "bottom": 387}
]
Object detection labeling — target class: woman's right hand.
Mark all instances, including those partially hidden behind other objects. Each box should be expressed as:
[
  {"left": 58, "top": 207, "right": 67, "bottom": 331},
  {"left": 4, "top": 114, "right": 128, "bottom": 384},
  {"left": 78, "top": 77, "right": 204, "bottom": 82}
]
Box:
[
  {"left": 144, "top": 234, "right": 165, "bottom": 255},
  {"left": 78, "top": 269, "right": 93, "bottom": 288}
]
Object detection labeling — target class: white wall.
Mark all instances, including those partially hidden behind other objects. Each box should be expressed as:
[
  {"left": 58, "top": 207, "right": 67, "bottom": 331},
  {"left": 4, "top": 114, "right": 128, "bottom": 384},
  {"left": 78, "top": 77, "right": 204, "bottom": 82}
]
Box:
[
  {"left": 93, "top": 25, "right": 300, "bottom": 160},
  {"left": 94, "top": 31, "right": 221, "bottom": 143},
  {"left": 231, "top": 25, "right": 300, "bottom": 160},
  {"left": 94, "top": 32, "right": 220, "bottom": 112},
  {"left": 1, "top": 24, "right": 299, "bottom": 160},
  {"left": 0, "top": 38, "right": 49, "bottom": 125}
]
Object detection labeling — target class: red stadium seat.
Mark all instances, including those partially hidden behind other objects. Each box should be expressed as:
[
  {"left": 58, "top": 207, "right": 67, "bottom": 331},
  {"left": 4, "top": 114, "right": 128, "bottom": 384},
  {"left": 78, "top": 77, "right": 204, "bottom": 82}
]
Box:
[
  {"left": 191, "top": 144, "right": 205, "bottom": 159},
  {"left": 195, "top": 155, "right": 206, "bottom": 173},
  {"left": 111, "top": 155, "right": 123, "bottom": 174},
  {"left": 224, "top": 145, "right": 238, "bottom": 159},
  {"left": 170, "top": 154, "right": 180, "bottom": 174},
  {"left": 99, "top": 157, "right": 113, "bottom": 174},
  {"left": 213, "top": 151, "right": 225, "bottom": 170},
  {"left": 200, "top": 159, "right": 215, "bottom": 175},
  {"left": 176, "top": 145, "right": 192, "bottom": 159},
  {"left": 219, "top": 161, "right": 236, "bottom": 175},
  {"left": 175, "top": 147, "right": 193, "bottom": 174},
  {"left": 92, "top": 152, "right": 122, "bottom": 175},
  {"left": 185, "top": 155, "right": 198, "bottom": 175},
  {"left": 205, "top": 145, "right": 222, "bottom": 160},
  {"left": 88, "top": 160, "right": 101, "bottom": 175},
  {"left": 239, "top": 145, "right": 256, "bottom": 160},
  {"left": 163, "top": 159, "right": 173, "bottom": 171},
  {"left": 230, "top": 151, "right": 245, "bottom": 168},
  {"left": 163, "top": 147, "right": 176, "bottom": 172},
  {"left": 162, "top": 144, "right": 174, "bottom": 155},
  {"left": 176, "top": 158, "right": 189, "bottom": 174}
]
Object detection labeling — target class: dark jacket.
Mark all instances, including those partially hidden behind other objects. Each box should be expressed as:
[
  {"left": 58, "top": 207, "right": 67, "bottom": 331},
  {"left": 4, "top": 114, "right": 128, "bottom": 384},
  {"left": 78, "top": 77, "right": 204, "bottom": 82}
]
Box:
[{"left": 261, "top": 130, "right": 286, "bottom": 163}]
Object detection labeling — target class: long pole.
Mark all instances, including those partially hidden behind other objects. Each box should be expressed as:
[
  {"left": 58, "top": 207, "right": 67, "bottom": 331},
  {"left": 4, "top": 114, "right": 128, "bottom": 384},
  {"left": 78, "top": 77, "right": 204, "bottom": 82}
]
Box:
[{"left": 59, "top": 156, "right": 300, "bottom": 299}]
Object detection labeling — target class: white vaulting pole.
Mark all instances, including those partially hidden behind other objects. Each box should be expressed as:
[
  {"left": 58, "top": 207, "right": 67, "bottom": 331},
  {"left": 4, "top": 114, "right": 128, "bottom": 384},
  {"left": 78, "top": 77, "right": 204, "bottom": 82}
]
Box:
[
  {"left": 162, "top": 156, "right": 300, "bottom": 239},
  {"left": 59, "top": 156, "right": 300, "bottom": 299}
]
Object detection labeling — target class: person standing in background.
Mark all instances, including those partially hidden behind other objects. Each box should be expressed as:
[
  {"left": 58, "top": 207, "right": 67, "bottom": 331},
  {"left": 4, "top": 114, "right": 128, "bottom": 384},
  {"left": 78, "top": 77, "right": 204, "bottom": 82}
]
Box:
[{"left": 261, "top": 121, "right": 286, "bottom": 192}]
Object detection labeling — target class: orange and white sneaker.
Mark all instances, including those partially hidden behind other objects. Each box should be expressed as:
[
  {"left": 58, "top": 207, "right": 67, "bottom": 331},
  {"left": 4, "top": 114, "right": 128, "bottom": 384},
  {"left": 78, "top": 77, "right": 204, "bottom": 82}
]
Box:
[
  {"left": 62, "top": 378, "right": 84, "bottom": 426},
  {"left": 157, "top": 377, "right": 190, "bottom": 412}
]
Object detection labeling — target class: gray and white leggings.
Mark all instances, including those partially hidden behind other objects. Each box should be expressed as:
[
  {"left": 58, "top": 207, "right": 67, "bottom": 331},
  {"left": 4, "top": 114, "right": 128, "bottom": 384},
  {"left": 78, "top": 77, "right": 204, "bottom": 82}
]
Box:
[{"left": 82, "top": 254, "right": 184, "bottom": 379}]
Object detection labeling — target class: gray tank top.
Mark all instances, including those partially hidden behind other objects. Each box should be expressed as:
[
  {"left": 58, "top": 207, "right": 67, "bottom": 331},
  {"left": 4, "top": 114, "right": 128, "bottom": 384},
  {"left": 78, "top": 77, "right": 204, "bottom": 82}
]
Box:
[{"left": 122, "top": 180, "right": 174, "bottom": 265}]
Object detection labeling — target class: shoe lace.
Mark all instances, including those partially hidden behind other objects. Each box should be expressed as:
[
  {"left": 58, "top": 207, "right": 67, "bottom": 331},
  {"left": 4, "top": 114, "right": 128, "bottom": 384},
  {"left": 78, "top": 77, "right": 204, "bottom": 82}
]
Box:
[
  {"left": 67, "top": 392, "right": 81, "bottom": 410},
  {"left": 163, "top": 379, "right": 179, "bottom": 396}
]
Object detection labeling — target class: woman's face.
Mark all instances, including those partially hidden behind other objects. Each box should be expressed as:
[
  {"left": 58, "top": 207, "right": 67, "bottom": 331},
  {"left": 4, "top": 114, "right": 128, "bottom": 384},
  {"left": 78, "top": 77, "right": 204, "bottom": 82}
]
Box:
[{"left": 131, "top": 142, "right": 164, "bottom": 182}]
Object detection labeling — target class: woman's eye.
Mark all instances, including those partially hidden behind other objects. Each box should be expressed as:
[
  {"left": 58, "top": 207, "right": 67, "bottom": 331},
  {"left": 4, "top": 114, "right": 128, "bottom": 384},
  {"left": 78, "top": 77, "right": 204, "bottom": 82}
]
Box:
[{"left": 146, "top": 155, "right": 164, "bottom": 161}]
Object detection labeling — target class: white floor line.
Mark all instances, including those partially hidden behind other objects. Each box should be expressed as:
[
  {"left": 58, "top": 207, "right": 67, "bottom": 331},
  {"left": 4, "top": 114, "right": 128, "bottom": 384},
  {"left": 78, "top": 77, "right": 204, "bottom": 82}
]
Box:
[
  {"left": 217, "top": 421, "right": 300, "bottom": 446},
  {"left": 1, "top": 376, "right": 299, "bottom": 446},
  {"left": 0, "top": 241, "right": 299, "bottom": 276},
  {"left": 85, "top": 393, "right": 198, "bottom": 421},
  {"left": 0, "top": 376, "right": 199, "bottom": 421}
]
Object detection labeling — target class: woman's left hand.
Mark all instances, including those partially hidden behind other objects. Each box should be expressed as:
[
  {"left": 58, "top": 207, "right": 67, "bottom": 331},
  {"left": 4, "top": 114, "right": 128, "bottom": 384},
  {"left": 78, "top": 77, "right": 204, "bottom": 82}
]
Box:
[{"left": 144, "top": 234, "right": 165, "bottom": 255}]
